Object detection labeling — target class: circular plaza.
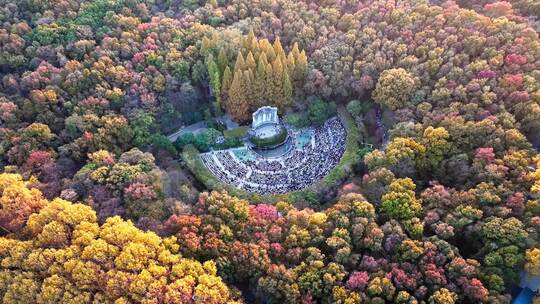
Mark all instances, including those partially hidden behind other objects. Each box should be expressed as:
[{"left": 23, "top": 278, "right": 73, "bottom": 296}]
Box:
[{"left": 200, "top": 116, "right": 347, "bottom": 194}]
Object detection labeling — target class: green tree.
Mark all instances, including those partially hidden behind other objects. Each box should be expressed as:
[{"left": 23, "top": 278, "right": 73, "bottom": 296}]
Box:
[
  {"left": 307, "top": 98, "right": 335, "bottom": 126},
  {"left": 207, "top": 54, "right": 222, "bottom": 109},
  {"left": 130, "top": 111, "right": 155, "bottom": 148},
  {"left": 381, "top": 178, "right": 422, "bottom": 220}
]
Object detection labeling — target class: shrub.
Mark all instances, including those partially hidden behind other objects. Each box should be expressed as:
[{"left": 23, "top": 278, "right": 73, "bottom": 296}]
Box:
[
  {"left": 346, "top": 100, "right": 368, "bottom": 117},
  {"left": 249, "top": 127, "right": 288, "bottom": 148},
  {"left": 175, "top": 131, "right": 213, "bottom": 153},
  {"left": 224, "top": 126, "right": 249, "bottom": 140},
  {"left": 286, "top": 113, "right": 309, "bottom": 128},
  {"left": 307, "top": 97, "right": 337, "bottom": 126},
  {"left": 152, "top": 134, "right": 177, "bottom": 155}
]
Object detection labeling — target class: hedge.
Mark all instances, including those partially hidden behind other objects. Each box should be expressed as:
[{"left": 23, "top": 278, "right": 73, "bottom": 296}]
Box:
[
  {"left": 249, "top": 127, "right": 288, "bottom": 148},
  {"left": 321, "top": 106, "right": 364, "bottom": 186}
]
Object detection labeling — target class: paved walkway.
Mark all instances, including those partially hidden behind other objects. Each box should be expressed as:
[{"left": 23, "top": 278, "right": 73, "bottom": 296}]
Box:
[
  {"left": 166, "top": 114, "right": 240, "bottom": 142},
  {"left": 167, "top": 121, "right": 207, "bottom": 142}
]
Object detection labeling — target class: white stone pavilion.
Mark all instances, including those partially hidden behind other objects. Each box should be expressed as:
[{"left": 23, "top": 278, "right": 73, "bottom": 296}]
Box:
[{"left": 251, "top": 106, "right": 281, "bottom": 139}]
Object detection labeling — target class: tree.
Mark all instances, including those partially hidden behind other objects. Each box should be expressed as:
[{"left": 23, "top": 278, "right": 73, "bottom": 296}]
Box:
[
  {"left": 228, "top": 71, "right": 251, "bottom": 122},
  {"left": 0, "top": 173, "right": 46, "bottom": 234},
  {"left": 307, "top": 98, "right": 335, "bottom": 126},
  {"left": 207, "top": 54, "right": 222, "bottom": 109},
  {"left": 346, "top": 100, "right": 367, "bottom": 117},
  {"left": 221, "top": 66, "right": 233, "bottom": 104},
  {"left": 129, "top": 111, "right": 155, "bottom": 148},
  {"left": 525, "top": 248, "right": 540, "bottom": 276},
  {"left": 252, "top": 55, "right": 268, "bottom": 108},
  {"left": 381, "top": 178, "right": 422, "bottom": 220},
  {"left": 373, "top": 68, "right": 417, "bottom": 110},
  {"left": 0, "top": 179, "right": 240, "bottom": 303},
  {"left": 217, "top": 33, "right": 308, "bottom": 116},
  {"left": 217, "top": 47, "right": 229, "bottom": 73}
]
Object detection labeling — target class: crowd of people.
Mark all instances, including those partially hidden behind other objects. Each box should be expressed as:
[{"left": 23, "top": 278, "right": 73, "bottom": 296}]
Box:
[
  {"left": 200, "top": 117, "right": 347, "bottom": 194},
  {"left": 248, "top": 159, "right": 284, "bottom": 171}
]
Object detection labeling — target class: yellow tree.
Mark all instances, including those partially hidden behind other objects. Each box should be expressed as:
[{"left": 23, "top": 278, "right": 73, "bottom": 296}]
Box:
[
  {"left": 373, "top": 68, "right": 417, "bottom": 110},
  {"left": 525, "top": 248, "right": 540, "bottom": 276},
  {"left": 217, "top": 47, "right": 229, "bottom": 74},
  {"left": 260, "top": 39, "right": 276, "bottom": 63},
  {"left": 282, "top": 71, "right": 293, "bottom": 109},
  {"left": 234, "top": 51, "right": 245, "bottom": 72},
  {"left": 0, "top": 173, "right": 46, "bottom": 234},
  {"left": 381, "top": 178, "right": 422, "bottom": 220},
  {"left": 420, "top": 126, "right": 451, "bottom": 171},
  {"left": 245, "top": 51, "right": 256, "bottom": 72},
  {"left": 286, "top": 52, "right": 296, "bottom": 79},
  {"left": 273, "top": 36, "right": 286, "bottom": 63},
  {"left": 271, "top": 58, "right": 285, "bottom": 109},
  {"left": 293, "top": 49, "right": 308, "bottom": 86},
  {"left": 228, "top": 71, "right": 250, "bottom": 122},
  {"left": 253, "top": 55, "right": 268, "bottom": 108},
  {"left": 0, "top": 175, "right": 241, "bottom": 304},
  {"left": 221, "top": 66, "right": 233, "bottom": 107}
]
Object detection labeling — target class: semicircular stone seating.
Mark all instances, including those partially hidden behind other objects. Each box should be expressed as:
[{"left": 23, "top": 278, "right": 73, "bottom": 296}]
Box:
[{"left": 200, "top": 117, "right": 347, "bottom": 194}]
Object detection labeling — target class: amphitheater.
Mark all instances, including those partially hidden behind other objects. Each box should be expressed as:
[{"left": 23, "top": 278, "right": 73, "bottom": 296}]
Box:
[{"left": 200, "top": 116, "right": 347, "bottom": 194}]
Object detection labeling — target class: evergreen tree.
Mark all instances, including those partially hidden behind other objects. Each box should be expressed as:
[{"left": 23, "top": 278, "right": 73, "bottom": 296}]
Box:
[
  {"left": 234, "top": 51, "right": 245, "bottom": 72},
  {"left": 261, "top": 39, "right": 276, "bottom": 62},
  {"left": 217, "top": 48, "right": 228, "bottom": 74},
  {"left": 273, "top": 36, "right": 286, "bottom": 62},
  {"left": 272, "top": 58, "right": 285, "bottom": 109},
  {"left": 253, "top": 57, "right": 267, "bottom": 108},
  {"left": 222, "top": 66, "right": 232, "bottom": 93},
  {"left": 265, "top": 63, "right": 274, "bottom": 102},
  {"left": 245, "top": 51, "right": 256, "bottom": 71},
  {"left": 244, "top": 69, "right": 255, "bottom": 111},
  {"left": 283, "top": 71, "right": 293, "bottom": 108},
  {"left": 228, "top": 71, "right": 250, "bottom": 122},
  {"left": 293, "top": 49, "right": 309, "bottom": 86},
  {"left": 251, "top": 38, "right": 260, "bottom": 60},
  {"left": 286, "top": 52, "right": 296, "bottom": 78},
  {"left": 219, "top": 35, "right": 309, "bottom": 114},
  {"left": 200, "top": 36, "right": 215, "bottom": 56},
  {"left": 207, "top": 54, "right": 221, "bottom": 108}
]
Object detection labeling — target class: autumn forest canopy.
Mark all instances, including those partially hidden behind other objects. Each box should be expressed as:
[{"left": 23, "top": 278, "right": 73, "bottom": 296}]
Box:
[{"left": 0, "top": 0, "right": 539, "bottom": 303}]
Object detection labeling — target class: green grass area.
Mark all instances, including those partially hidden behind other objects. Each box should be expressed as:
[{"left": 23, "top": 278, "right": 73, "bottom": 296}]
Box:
[{"left": 223, "top": 126, "right": 249, "bottom": 140}]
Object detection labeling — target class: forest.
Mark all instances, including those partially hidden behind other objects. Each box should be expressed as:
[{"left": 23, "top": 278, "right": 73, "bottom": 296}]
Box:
[{"left": 0, "top": 0, "right": 539, "bottom": 303}]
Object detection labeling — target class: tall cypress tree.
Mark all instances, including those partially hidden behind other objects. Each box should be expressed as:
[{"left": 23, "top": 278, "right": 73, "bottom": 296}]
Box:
[
  {"left": 293, "top": 49, "right": 308, "bottom": 85},
  {"left": 245, "top": 51, "right": 256, "bottom": 71},
  {"left": 228, "top": 71, "right": 250, "bottom": 122},
  {"left": 234, "top": 51, "right": 245, "bottom": 72},
  {"left": 273, "top": 36, "right": 286, "bottom": 64},
  {"left": 221, "top": 66, "right": 232, "bottom": 109},
  {"left": 261, "top": 39, "right": 276, "bottom": 63},
  {"left": 253, "top": 55, "right": 267, "bottom": 108},
  {"left": 206, "top": 54, "right": 221, "bottom": 108},
  {"left": 286, "top": 52, "right": 296, "bottom": 78},
  {"left": 217, "top": 48, "right": 228, "bottom": 74},
  {"left": 283, "top": 71, "right": 293, "bottom": 108},
  {"left": 272, "top": 58, "right": 285, "bottom": 109},
  {"left": 219, "top": 35, "right": 309, "bottom": 115}
]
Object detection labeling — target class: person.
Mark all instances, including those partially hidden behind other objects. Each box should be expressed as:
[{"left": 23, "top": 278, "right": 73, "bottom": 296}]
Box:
[{"left": 201, "top": 117, "right": 346, "bottom": 194}]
